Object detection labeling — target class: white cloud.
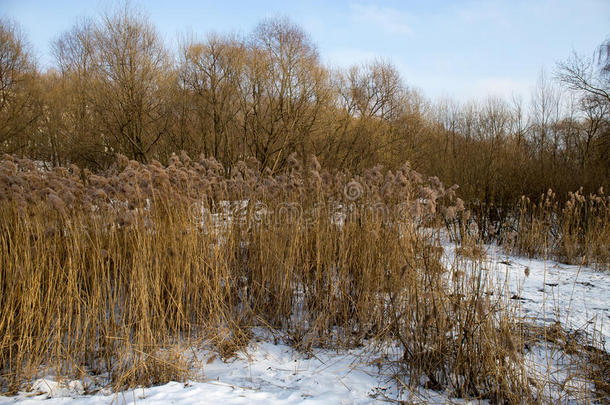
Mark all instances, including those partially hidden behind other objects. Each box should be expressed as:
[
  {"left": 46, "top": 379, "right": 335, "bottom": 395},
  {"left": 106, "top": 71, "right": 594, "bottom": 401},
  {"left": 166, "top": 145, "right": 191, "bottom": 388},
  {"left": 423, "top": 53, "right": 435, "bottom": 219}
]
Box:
[{"left": 349, "top": 4, "right": 413, "bottom": 36}]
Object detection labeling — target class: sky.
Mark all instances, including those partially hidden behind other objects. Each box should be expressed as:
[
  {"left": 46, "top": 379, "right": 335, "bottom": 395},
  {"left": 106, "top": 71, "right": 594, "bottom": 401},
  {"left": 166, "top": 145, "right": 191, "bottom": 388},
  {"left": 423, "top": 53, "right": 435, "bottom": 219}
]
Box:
[{"left": 2, "top": 0, "right": 609, "bottom": 102}]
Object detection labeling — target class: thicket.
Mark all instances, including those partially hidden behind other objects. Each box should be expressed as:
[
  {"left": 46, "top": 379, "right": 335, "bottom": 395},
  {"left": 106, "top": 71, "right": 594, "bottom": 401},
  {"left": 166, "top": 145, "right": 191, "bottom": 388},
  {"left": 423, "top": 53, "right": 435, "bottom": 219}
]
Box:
[
  {"left": 0, "top": 153, "right": 532, "bottom": 402},
  {"left": 1, "top": 9, "right": 608, "bottom": 213},
  {"left": 2, "top": 153, "right": 608, "bottom": 400}
]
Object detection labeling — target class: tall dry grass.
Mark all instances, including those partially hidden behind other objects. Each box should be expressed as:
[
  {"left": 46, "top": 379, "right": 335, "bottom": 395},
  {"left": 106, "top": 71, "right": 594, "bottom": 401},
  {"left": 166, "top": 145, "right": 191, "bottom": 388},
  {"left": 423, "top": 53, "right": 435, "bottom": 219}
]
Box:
[
  {"left": 504, "top": 188, "right": 610, "bottom": 270},
  {"left": 0, "top": 153, "right": 605, "bottom": 402}
]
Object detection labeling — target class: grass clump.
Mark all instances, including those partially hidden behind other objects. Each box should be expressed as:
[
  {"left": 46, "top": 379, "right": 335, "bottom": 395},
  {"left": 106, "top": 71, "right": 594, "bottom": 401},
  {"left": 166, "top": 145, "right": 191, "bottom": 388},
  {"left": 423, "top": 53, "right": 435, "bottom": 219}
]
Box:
[{"left": 505, "top": 188, "right": 609, "bottom": 270}]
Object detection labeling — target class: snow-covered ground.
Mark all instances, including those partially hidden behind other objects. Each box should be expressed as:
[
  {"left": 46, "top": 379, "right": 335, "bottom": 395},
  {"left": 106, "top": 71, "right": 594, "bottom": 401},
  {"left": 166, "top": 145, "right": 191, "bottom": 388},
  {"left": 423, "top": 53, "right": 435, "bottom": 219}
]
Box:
[
  {"left": 486, "top": 246, "right": 608, "bottom": 351},
  {"left": 0, "top": 339, "right": 455, "bottom": 405},
  {"left": 1, "top": 246, "right": 608, "bottom": 404},
  {"left": 449, "top": 245, "right": 609, "bottom": 403},
  {"left": 0, "top": 342, "right": 386, "bottom": 405}
]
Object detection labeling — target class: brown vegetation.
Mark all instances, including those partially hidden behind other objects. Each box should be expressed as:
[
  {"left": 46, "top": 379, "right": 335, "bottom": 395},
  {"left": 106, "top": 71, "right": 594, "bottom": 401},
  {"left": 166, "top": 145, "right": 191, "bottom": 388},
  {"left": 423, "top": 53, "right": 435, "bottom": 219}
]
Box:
[
  {"left": 0, "top": 154, "right": 528, "bottom": 400},
  {"left": 1, "top": 151, "right": 608, "bottom": 401},
  {"left": 504, "top": 188, "right": 609, "bottom": 269},
  {"left": 0, "top": 9, "right": 608, "bottom": 206},
  {"left": 1, "top": 4, "right": 609, "bottom": 403}
]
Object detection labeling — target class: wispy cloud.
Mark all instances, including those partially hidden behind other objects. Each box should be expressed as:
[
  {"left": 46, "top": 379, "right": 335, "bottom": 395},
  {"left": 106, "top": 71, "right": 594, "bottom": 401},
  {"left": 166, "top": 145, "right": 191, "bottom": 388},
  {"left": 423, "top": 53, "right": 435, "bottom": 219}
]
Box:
[{"left": 349, "top": 4, "right": 413, "bottom": 36}]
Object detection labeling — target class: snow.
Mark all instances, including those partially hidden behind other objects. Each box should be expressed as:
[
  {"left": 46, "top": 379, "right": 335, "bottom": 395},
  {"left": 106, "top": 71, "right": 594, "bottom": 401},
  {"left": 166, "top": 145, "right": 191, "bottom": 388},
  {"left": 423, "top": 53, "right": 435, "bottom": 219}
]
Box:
[
  {"left": 481, "top": 246, "right": 608, "bottom": 351},
  {"left": 1, "top": 338, "right": 485, "bottom": 404},
  {"left": 0, "top": 341, "right": 397, "bottom": 405},
  {"left": 1, "top": 245, "right": 608, "bottom": 404},
  {"left": 524, "top": 342, "right": 594, "bottom": 403}
]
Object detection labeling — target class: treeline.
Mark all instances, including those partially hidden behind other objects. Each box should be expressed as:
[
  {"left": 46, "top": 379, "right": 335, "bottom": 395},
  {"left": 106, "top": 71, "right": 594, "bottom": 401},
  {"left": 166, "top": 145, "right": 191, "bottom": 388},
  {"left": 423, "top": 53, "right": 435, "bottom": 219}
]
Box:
[{"left": 1, "top": 6, "right": 609, "bottom": 209}]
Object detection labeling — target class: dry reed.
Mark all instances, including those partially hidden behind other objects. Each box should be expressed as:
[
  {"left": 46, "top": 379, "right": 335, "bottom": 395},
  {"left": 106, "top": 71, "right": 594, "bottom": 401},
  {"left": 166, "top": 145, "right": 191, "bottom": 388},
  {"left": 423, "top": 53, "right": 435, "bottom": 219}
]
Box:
[{"left": 0, "top": 153, "right": 606, "bottom": 403}]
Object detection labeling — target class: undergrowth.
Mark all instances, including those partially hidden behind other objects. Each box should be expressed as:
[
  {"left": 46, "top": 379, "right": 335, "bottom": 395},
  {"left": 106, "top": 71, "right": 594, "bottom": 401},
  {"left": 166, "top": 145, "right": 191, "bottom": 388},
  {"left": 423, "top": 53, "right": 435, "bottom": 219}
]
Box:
[{"left": 0, "top": 153, "right": 608, "bottom": 403}]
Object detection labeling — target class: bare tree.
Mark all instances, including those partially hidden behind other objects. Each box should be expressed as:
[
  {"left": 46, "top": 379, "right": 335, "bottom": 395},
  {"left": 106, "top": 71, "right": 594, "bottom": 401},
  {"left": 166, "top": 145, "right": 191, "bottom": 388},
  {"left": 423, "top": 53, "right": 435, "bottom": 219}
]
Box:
[
  {"left": 530, "top": 70, "right": 562, "bottom": 169},
  {"left": 54, "top": 5, "right": 173, "bottom": 163},
  {"left": 595, "top": 38, "right": 610, "bottom": 76},
  {"left": 0, "top": 19, "right": 40, "bottom": 153},
  {"left": 179, "top": 33, "right": 246, "bottom": 165},
  {"left": 241, "top": 18, "right": 329, "bottom": 171},
  {"left": 557, "top": 40, "right": 610, "bottom": 176},
  {"left": 557, "top": 47, "right": 610, "bottom": 105},
  {"left": 509, "top": 94, "right": 528, "bottom": 146},
  {"left": 51, "top": 19, "right": 106, "bottom": 167},
  {"left": 93, "top": 6, "right": 173, "bottom": 163},
  {"left": 331, "top": 60, "right": 406, "bottom": 168}
]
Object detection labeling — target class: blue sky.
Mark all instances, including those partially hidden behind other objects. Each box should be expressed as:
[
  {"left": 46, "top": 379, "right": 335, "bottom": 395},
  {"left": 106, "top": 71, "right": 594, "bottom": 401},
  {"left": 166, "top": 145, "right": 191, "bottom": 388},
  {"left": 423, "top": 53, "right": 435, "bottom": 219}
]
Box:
[{"left": 2, "top": 0, "right": 609, "bottom": 102}]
